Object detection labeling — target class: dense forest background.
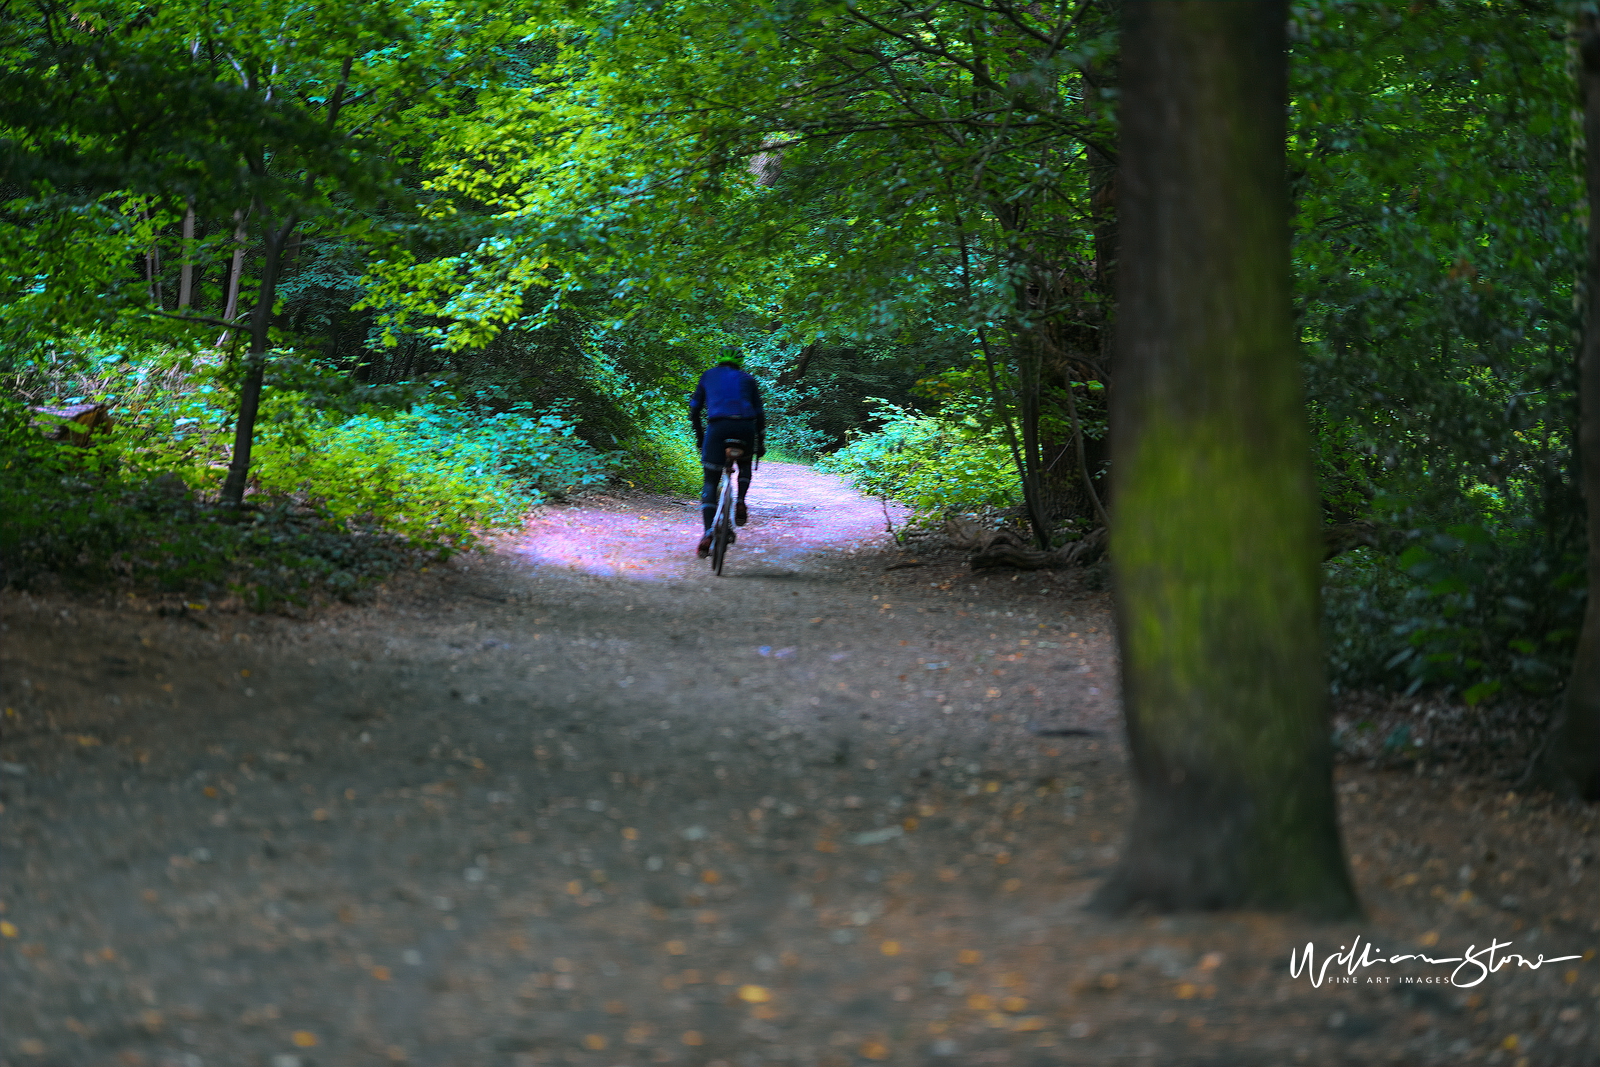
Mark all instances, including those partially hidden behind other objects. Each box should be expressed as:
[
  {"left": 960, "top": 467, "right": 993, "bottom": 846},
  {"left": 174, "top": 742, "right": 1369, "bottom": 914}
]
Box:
[{"left": 0, "top": 0, "right": 1589, "bottom": 710}]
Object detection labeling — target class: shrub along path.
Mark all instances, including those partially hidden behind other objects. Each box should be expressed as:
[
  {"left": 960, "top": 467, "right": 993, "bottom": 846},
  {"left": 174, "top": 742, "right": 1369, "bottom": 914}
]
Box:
[{"left": 1, "top": 463, "right": 1596, "bottom": 1067}]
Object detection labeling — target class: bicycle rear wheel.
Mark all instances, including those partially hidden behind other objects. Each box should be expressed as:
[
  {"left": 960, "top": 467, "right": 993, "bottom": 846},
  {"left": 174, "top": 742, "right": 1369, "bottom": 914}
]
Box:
[{"left": 711, "top": 471, "right": 736, "bottom": 575}]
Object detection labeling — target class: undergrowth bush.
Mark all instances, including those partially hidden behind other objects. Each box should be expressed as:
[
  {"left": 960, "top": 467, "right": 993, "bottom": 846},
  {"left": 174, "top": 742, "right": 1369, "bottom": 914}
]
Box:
[
  {"left": 611, "top": 407, "right": 703, "bottom": 494},
  {"left": 253, "top": 397, "right": 613, "bottom": 542},
  {"left": 817, "top": 401, "right": 1019, "bottom": 525},
  {"left": 1322, "top": 520, "right": 1584, "bottom": 701},
  {"left": 0, "top": 401, "right": 419, "bottom": 607},
  {"left": 2, "top": 354, "right": 616, "bottom": 607}
]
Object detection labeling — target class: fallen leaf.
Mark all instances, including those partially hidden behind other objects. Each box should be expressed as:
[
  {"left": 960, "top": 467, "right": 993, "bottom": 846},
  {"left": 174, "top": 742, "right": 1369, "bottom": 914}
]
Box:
[{"left": 738, "top": 985, "right": 771, "bottom": 1004}]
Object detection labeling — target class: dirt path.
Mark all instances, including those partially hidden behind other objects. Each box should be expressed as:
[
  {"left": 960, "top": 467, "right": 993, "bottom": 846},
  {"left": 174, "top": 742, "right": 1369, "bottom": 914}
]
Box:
[{"left": 2, "top": 463, "right": 1596, "bottom": 1067}]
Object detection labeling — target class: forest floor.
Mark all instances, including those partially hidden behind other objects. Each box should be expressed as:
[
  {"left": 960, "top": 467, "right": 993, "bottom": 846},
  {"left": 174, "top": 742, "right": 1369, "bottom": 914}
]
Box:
[{"left": 1, "top": 461, "right": 1597, "bottom": 1067}]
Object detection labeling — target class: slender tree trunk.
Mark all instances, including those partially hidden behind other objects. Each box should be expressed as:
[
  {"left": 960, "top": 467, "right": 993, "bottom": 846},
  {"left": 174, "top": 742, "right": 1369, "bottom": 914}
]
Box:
[
  {"left": 986, "top": 202, "right": 1053, "bottom": 549},
  {"left": 1082, "top": 8, "right": 1119, "bottom": 516},
  {"left": 1534, "top": 15, "right": 1600, "bottom": 799},
  {"left": 1010, "top": 325, "right": 1053, "bottom": 548},
  {"left": 1063, "top": 376, "right": 1110, "bottom": 529},
  {"left": 1093, "top": 0, "right": 1359, "bottom": 916},
  {"left": 144, "top": 209, "right": 164, "bottom": 308},
  {"left": 216, "top": 209, "right": 249, "bottom": 349},
  {"left": 220, "top": 213, "right": 296, "bottom": 508},
  {"left": 177, "top": 202, "right": 196, "bottom": 309},
  {"left": 775, "top": 342, "right": 818, "bottom": 391}
]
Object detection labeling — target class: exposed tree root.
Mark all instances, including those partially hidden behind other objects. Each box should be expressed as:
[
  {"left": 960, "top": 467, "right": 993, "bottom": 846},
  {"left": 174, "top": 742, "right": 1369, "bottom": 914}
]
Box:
[{"left": 943, "top": 518, "right": 1108, "bottom": 571}]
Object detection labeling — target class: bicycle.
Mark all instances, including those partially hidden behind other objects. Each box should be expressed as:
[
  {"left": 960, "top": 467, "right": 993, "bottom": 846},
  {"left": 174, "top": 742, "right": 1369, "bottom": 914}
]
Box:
[{"left": 707, "top": 438, "right": 757, "bottom": 575}]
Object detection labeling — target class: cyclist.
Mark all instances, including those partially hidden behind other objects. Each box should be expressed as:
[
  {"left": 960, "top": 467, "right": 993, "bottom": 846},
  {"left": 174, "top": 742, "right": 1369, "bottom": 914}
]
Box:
[{"left": 690, "top": 354, "right": 765, "bottom": 557}]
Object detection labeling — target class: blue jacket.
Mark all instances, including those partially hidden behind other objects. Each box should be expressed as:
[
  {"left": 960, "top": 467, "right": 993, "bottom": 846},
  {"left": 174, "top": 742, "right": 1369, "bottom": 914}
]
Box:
[{"left": 690, "top": 363, "right": 765, "bottom": 427}]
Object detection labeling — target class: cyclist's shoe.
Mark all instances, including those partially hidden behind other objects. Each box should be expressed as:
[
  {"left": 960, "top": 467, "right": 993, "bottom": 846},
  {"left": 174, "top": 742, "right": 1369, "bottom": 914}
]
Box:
[
  {"left": 735, "top": 501, "right": 748, "bottom": 526},
  {"left": 696, "top": 532, "right": 713, "bottom": 558}
]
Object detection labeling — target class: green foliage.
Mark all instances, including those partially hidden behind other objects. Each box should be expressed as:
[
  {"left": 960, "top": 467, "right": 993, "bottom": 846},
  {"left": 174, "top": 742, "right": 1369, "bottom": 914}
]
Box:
[
  {"left": 614, "top": 416, "right": 703, "bottom": 495},
  {"left": 0, "top": 398, "right": 420, "bottom": 606},
  {"left": 818, "top": 401, "right": 1019, "bottom": 524},
  {"left": 745, "top": 333, "right": 975, "bottom": 461},
  {"left": 1, "top": 343, "right": 614, "bottom": 606},
  {"left": 1323, "top": 516, "right": 1585, "bottom": 700},
  {"left": 1288, "top": 0, "right": 1587, "bottom": 700},
  {"left": 252, "top": 397, "right": 613, "bottom": 543},
  {"left": 1292, "top": 4, "right": 1580, "bottom": 520}
]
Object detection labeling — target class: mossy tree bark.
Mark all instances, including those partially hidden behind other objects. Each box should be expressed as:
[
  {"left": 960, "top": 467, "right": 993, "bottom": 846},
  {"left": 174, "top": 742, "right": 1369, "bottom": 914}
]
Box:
[
  {"left": 1534, "top": 15, "right": 1600, "bottom": 801},
  {"left": 1093, "top": 0, "right": 1359, "bottom": 916}
]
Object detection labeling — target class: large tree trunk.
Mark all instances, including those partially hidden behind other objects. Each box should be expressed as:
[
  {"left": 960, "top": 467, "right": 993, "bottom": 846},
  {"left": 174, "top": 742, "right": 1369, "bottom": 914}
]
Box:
[
  {"left": 1093, "top": 0, "right": 1359, "bottom": 916},
  {"left": 1534, "top": 15, "right": 1600, "bottom": 800}
]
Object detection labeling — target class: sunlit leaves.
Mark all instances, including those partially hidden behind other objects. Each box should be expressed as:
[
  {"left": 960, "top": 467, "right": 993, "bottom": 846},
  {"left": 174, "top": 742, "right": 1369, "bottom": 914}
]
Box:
[{"left": 368, "top": 0, "right": 1115, "bottom": 351}]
